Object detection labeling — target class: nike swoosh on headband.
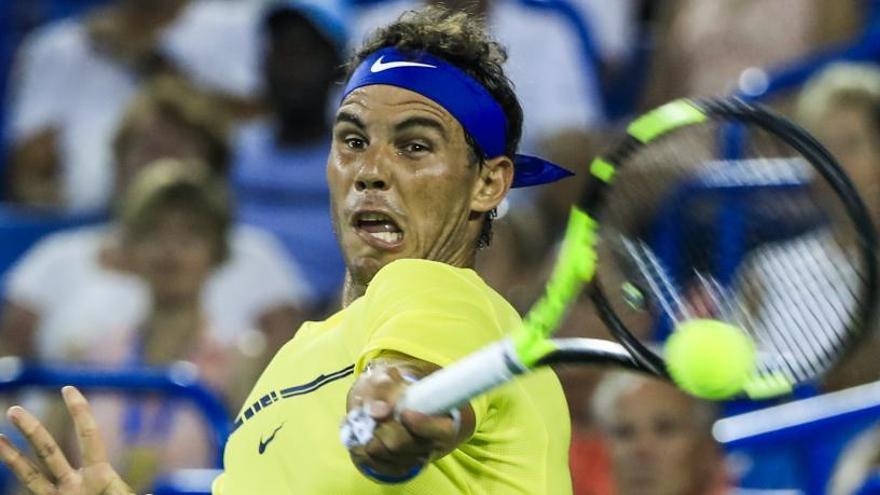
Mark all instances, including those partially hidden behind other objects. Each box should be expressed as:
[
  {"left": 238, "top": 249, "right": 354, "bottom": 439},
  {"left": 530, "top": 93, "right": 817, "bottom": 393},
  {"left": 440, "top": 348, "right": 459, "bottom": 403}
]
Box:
[{"left": 370, "top": 56, "right": 437, "bottom": 73}]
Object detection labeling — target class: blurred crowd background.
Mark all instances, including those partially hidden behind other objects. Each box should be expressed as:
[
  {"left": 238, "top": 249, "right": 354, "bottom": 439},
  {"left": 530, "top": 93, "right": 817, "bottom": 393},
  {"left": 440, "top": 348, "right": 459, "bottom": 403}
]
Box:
[{"left": 0, "top": 0, "right": 879, "bottom": 493}]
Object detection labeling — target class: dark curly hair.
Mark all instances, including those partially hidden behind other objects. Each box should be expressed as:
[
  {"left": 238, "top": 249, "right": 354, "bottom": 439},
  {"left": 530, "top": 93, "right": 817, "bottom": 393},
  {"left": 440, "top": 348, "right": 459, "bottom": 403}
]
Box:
[{"left": 345, "top": 7, "right": 523, "bottom": 249}]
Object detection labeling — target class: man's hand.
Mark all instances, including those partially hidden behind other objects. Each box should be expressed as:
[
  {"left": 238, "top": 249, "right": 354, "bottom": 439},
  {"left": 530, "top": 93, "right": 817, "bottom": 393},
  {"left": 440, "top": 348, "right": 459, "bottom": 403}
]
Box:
[
  {"left": 345, "top": 355, "right": 475, "bottom": 481},
  {"left": 0, "top": 386, "right": 134, "bottom": 494}
]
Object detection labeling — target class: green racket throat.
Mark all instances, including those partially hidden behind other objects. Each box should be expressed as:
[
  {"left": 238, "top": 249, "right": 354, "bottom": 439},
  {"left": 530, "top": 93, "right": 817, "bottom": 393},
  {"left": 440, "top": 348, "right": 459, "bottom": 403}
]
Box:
[
  {"left": 514, "top": 208, "right": 600, "bottom": 368},
  {"left": 627, "top": 99, "right": 708, "bottom": 143}
]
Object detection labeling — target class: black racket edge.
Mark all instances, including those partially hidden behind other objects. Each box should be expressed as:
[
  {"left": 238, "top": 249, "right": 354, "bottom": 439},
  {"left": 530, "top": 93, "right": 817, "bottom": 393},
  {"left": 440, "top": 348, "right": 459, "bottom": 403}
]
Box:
[
  {"left": 567, "top": 97, "right": 879, "bottom": 387},
  {"left": 534, "top": 337, "right": 653, "bottom": 373}
]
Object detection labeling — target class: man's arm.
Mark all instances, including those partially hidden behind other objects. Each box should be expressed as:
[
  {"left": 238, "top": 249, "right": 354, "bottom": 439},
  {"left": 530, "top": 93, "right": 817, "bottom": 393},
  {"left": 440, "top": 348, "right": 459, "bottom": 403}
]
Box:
[{"left": 346, "top": 351, "right": 476, "bottom": 479}]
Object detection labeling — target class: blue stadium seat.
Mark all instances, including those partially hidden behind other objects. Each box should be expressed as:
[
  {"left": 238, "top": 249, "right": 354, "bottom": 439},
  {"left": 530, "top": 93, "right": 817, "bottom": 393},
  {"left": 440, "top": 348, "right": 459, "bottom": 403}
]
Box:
[
  {"left": 152, "top": 469, "right": 225, "bottom": 495},
  {"left": 715, "top": 381, "right": 880, "bottom": 493},
  {"left": 0, "top": 358, "right": 231, "bottom": 495}
]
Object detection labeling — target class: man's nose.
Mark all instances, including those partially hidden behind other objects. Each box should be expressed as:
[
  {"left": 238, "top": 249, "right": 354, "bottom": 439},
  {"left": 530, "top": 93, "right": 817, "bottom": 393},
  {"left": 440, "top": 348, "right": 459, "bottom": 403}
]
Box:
[
  {"left": 354, "top": 148, "right": 392, "bottom": 191},
  {"left": 631, "top": 432, "right": 659, "bottom": 461},
  {"left": 355, "top": 174, "right": 389, "bottom": 191}
]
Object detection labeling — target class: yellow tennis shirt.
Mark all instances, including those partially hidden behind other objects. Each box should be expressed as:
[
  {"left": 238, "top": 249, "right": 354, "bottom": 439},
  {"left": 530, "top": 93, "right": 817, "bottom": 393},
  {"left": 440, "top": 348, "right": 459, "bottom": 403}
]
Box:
[{"left": 213, "top": 258, "right": 571, "bottom": 494}]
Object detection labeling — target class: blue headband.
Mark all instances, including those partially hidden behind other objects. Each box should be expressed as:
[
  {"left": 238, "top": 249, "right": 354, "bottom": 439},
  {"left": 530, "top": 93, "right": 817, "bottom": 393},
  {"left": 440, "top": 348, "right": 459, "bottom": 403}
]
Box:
[{"left": 341, "top": 47, "right": 573, "bottom": 188}]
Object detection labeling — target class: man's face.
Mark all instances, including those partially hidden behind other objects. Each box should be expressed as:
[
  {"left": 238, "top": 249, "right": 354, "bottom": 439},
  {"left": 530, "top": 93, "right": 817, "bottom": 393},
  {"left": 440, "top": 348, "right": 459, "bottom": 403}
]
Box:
[
  {"left": 814, "top": 101, "right": 880, "bottom": 215},
  {"left": 129, "top": 208, "right": 218, "bottom": 305},
  {"left": 604, "top": 381, "right": 717, "bottom": 495},
  {"left": 115, "top": 112, "right": 210, "bottom": 199},
  {"left": 327, "top": 85, "right": 486, "bottom": 286}
]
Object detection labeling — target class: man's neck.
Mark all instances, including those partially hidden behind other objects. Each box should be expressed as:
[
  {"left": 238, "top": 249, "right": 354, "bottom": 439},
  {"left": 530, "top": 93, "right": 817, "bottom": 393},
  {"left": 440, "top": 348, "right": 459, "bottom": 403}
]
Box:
[
  {"left": 341, "top": 251, "right": 477, "bottom": 307},
  {"left": 341, "top": 272, "right": 366, "bottom": 308}
]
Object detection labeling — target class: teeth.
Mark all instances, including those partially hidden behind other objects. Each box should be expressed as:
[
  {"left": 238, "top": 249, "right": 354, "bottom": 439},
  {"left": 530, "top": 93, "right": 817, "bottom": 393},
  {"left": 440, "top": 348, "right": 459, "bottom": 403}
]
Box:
[
  {"left": 368, "top": 231, "right": 403, "bottom": 243},
  {"left": 361, "top": 213, "right": 391, "bottom": 222}
]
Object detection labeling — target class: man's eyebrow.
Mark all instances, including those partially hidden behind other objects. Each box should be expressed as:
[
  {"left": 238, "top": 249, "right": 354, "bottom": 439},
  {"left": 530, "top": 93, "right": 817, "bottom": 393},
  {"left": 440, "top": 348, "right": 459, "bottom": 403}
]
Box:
[
  {"left": 393, "top": 116, "right": 447, "bottom": 139},
  {"left": 334, "top": 111, "right": 365, "bottom": 129}
]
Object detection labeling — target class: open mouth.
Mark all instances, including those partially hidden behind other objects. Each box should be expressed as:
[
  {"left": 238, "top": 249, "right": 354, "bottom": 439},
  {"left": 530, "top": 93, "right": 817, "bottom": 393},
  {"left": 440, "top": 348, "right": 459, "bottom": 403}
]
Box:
[{"left": 354, "top": 211, "right": 404, "bottom": 247}]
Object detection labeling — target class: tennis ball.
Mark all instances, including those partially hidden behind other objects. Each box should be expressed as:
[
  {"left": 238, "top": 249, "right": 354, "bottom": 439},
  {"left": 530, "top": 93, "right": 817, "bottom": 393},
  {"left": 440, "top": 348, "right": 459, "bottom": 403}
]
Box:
[{"left": 664, "top": 319, "right": 756, "bottom": 400}]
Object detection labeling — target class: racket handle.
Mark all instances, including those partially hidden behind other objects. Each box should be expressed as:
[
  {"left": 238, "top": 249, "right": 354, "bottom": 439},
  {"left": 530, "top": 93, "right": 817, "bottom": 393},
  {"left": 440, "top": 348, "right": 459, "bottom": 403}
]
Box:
[{"left": 398, "top": 338, "right": 525, "bottom": 415}]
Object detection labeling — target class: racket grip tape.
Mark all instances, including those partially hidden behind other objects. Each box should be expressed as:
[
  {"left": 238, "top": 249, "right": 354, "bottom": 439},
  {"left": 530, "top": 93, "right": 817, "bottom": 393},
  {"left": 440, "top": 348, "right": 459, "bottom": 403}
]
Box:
[{"left": 397, "top": 338, "right": 525, "bottom": 415}]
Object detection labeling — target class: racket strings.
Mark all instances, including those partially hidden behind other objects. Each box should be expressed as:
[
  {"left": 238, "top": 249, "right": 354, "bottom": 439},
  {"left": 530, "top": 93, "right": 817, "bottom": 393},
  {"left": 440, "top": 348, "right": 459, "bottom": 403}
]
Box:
[
  {"left": 619, "top": 238, "right": 692, "bottom": 321},
  {"left": 738, "top": 233, "right": 861, "bottom": 380},
  {"left": 743, "top": 126, "right": 866, "bottom": 379},
  {"left": 691, "top": 271, "right": 798, "bottom": 379},
  {"left": 743, "top": 257, "right": 834, "bottom": 380},
  {"left": 615, "top": 232, "right": 838, "bottom": 381}
]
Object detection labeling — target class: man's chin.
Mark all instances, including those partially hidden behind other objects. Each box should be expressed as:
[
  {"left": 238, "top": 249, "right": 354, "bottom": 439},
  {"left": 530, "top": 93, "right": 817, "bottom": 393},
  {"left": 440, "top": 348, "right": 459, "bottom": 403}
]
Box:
[
  {"left": 618, "top": 473, "right": 663, "bottom": 495},
  {"left": 348, "top": 253, "right": 402, "bottom": 287}
]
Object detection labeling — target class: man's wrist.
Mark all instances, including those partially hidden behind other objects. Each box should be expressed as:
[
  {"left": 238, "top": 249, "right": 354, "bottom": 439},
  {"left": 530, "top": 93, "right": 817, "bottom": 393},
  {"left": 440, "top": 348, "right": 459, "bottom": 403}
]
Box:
[{"left": 357, "top": 462, "right": 424, "bottom": 484}]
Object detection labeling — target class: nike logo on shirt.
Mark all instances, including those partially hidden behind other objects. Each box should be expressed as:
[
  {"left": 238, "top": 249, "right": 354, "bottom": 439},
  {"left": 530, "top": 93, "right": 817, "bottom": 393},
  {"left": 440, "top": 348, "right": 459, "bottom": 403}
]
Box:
[
  {"left": 370, "top": 56, "right": 437, "bottom": 73},
  {"left": 258, "top": 424, "right": 284, "bottom": 455}
]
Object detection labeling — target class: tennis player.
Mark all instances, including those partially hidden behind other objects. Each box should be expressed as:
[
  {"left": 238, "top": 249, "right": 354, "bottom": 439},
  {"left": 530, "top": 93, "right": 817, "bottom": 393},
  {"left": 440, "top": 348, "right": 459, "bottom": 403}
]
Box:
[{"left": 0, "top": 7, "right": 574, "bottom": 494}]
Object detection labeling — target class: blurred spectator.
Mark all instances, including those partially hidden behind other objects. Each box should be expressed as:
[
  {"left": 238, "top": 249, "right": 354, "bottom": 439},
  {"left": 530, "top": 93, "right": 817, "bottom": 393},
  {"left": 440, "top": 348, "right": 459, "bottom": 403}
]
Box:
[
  {"left": 589, "top": 371, "right": 728, "bottom": 495},
  {"left": 569, "top": 420, "right": 614, "bottom": 495},
  {"left": 353, "top": 0, "right": 605, "bottom": 155},
  {"left": 568, "top": 0, "right": 645, "bottom": 119},
  {"left": 478, "top": 131, "right": 607, "bottom": 311},
  {"left": 0, "top": 76, "right": 309, "bottom": 367},
  {"left": 794, "top": 62, "right": 880, "bottom": 390},
  {"left": 568, "top": 0, "right": 639, "bottom": 71},
  {"left": 80, "top": 161, "right": 259, "bottom": 492},
  {"left": 643, "top": 0, "right": 862, "bottom": 106},
  {"left": 829, "top": 422, "right": 880, "bottom": 495},
  {"left": 796, "top": 62, "right": 880, "bottom": 221},
  {"left": 5, "top": 0, "right": 263, "bottom": 211},
  {"left": 231, "top": 0, "right": 348, "bottom": 309}
]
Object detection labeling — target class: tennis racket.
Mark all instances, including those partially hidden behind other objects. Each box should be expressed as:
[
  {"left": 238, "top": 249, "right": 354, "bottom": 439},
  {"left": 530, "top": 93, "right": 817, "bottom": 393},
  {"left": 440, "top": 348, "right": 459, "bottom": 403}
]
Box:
[{"left": 396, "top": 97, "right": 878, "bottom": 415}]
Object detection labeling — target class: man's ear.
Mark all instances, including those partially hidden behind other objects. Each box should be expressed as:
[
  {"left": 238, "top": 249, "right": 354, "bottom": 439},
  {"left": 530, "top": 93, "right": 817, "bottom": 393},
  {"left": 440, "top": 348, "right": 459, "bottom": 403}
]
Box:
[{"left": 471, "top": 155, "right": 514, "bottom": 213}]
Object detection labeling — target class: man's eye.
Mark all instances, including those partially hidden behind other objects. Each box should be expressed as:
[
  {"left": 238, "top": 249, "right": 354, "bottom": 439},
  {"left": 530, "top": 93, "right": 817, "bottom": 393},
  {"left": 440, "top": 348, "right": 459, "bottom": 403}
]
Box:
[
  {"left": 404, "top": 143, "right": 429, "bottom": 154},
  {"left": 345, "top": 137, "right": 366, "bottom": 150},
  {"left": 654, "top": 417, "right": 683, "bottom": 437},
  {"left": 611, "top": 424, "right": 634, "bottom": 441}
]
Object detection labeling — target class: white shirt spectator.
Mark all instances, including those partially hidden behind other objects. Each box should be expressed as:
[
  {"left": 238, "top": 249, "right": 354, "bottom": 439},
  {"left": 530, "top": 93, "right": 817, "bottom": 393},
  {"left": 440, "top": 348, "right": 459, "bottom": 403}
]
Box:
[
  {"left": 6, "top": 0, "right": 263, "bottom": 212},
  {"left": 570, "top": 0, "right": 638, "bottom": 65},
  {"left": 354, "top": 0, "right": 605, "bottom": 153},
  {"left": 4, "top": 223, "right": 310, "bottom": 361},
  {"left": 7, "top": 18, "right": 138, "bottom": 211},
  {"left": 160, "top": 0, "right": 262, "bottom": 98}
]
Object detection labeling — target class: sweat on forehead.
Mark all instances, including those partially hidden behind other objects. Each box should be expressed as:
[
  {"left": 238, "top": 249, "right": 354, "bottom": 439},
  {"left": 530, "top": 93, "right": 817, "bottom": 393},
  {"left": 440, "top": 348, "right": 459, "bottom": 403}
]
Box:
[{"left": 338, "top": 86, "right": 459, "bottom": 133}]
